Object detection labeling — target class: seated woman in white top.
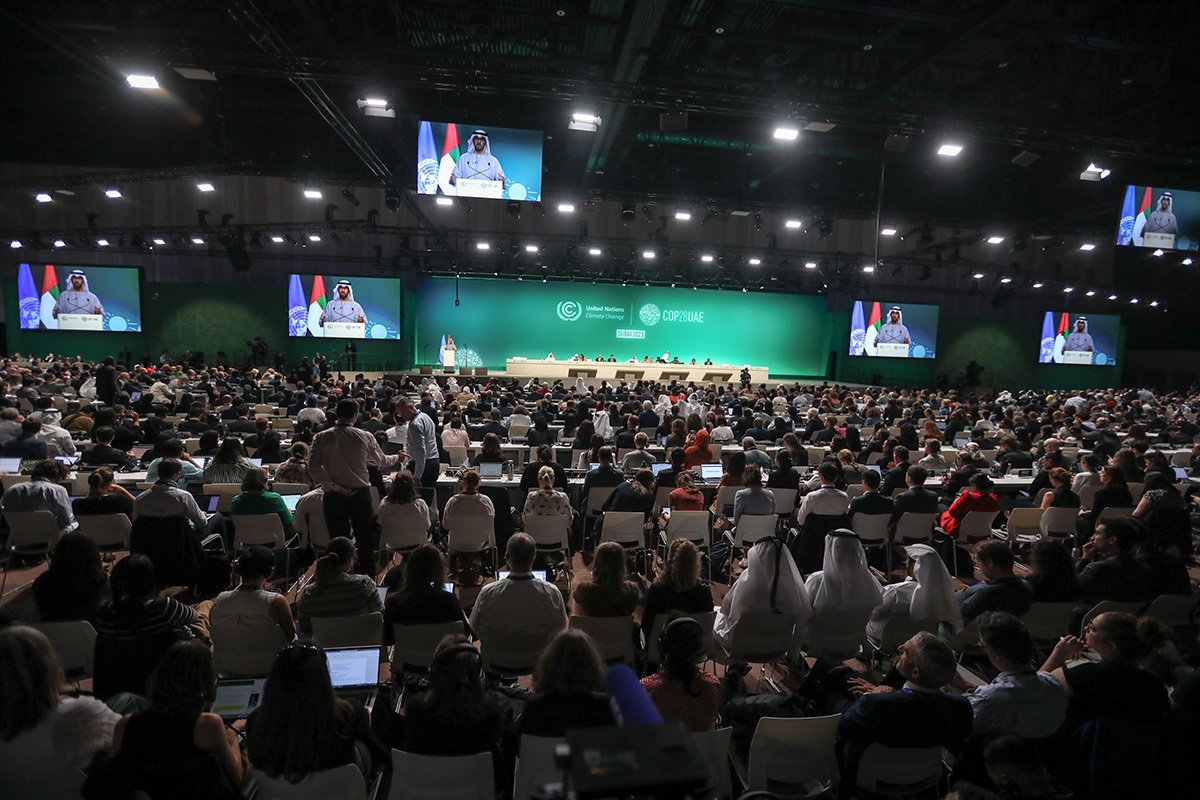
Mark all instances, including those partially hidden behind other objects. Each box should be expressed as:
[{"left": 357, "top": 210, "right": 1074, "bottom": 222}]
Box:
[
  {"left": 505, "top": 406, "right": 533, "bottom": 431},
  {"left": 379, "top": 470, "right": 433, "bottom": 537},
  {"left": 440, "top": 417, "right": 469, "bottom": 449},
  {"left": 804, "top": 530, "right": 883, "bottom": 653},
  {"left": 865, "top": 543, "right": 962, "bottom": 642},
  {"left": 524, "top": 465, "right": 573, "bottom": 519},
  {"left": 442, "top": 469, "right": 495, "bottom": 534},
  {"left": 715, "top": 538, "right": 811, "bottom": 658},
  {"left": 209, "top": 544, "right": 296, "bottom": 641},
  {"left": 0, "top": 626, "right": 121, "bottom": 800}
]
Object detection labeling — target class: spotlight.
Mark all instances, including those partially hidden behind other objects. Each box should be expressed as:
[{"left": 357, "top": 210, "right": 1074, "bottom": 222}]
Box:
[
  {"left": 1130, "top": 297, "right": 1139, "bottom": 304},
  {"left": 1153, "top": 249, "right": 1164, "bottom": 257},
  {"left": 9, "top": 240, "right": 21, "bottom": 249},
  {"left": 35, "top": 192, "right": 52, "bottom": 203},
  {"left": 937, "top": 143, "right": 963, "bottom": 157},
  {"left": 773, "top": 126, "right": 800, "bottom": 141},
  {"left": 804, "top": 262, "right": 818, "bottom": 269},
  {"left": 986, "top": 235, "right": 1005, "bottom": 244},
  {"left": 1000, "top": 276, "right": 1012, "bottom": 284},
  {"left": 355, "top": 98, "right": 395, "bottom": 118},
  {"left": 972, "top": 272, "right": 985, "bottom": 279},
  {"left": 1108, "top": 294, "right": 1118, "bottom": 300},
  {"left": 104, "top": 188, "right": 122, "bottom": 199},
  {"left": 1032, "top": 281, "right": 1044, "bottom": 288},
  {"left": 862, "top": 264, "right": 875, "bottom": 273},
  {"left": 341, "top": 189, "right": 360, "bottom": 206},
  {"left": 308, "top": 234, "right": 321, "bottom": 242},
  {"left": 1185, "top": 258, "right": 1194, "bottom": 266},
  {"left": 125, "top": 73, "right": 159, "bottom": 89},
  {"left": 525, "top": 244, "right": 539, "bottom": 253},
  {"left": 1063, "top": 286, "right": 1074, "bottom": 293},
  {"left": 191, "top": 236, "right": 205, "bottom": 244},
  {"left": 303, "top": 187, "right": 322, "bottom": 199},
  {"left": 675, "top": 210, "right": 692, "bottom": 221},
  {"left": 748, "top": 257, "right": 762, "bottom": 266},
  {"left": 53, "top": 239, "right": 66, "bottom": 248},
  {"left": 642, "top": 250, "right": 656, "bottom": 259},
  {"left": 700, "top": 254, "right": 714, "bottom": 263},
  {"left": 785, "top": 219, "right": 803, "bottom": 229},
  {"left": 435, "top": 197, "right": 454, "bottom": 207},
  {"left": 197, "top": 182, "right": 215, "bottom": 193},
  {"left": 152, "top": 237, "right": 167, "bottom": 246},
  {"left": 621, "top": 204, "right": 636, "bottom": 223},
  {"left": 270, "top": 235, "right": 284, "bottom": 243},
  {"left": 1080, "top": 162, "right": 1111, "bottom": 181},
  {"left": 1086, "top": 289, "right": 1096, "bottom": 296},
  {"left": 1079, "top": 243, "right": 1096, "bottom": 251},
  {"left": 588, "top": 248, "right": 602, "bottom": 256},
  {"left": 569, "top": 112, "right": 602, "bottom": 132},
  {"left": 476, "top": 242, "right": 490, "bottom": 251},
  {"left": 557, "top": 202, "right": 576, "bottom": 214},
  {"left": 1150, "top": 300, "right": 1159, "bottom": 307},
  {"left": 96, "top": 238, "right": 110, "bottom": 247},
  {"left": 880, "top": 227, "right": 897, "bottom": 236},
  {"left": 817, "top": 219, "right": 833, "bottom": 239}
]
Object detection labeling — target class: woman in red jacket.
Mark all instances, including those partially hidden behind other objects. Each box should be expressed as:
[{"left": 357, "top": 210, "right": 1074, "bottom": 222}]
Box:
[
  {"left": 939, "top": 473, "right": 999, "bottom": 542},
  {"left": 683, "top": 428, "right": 713, "bottom": 469}
]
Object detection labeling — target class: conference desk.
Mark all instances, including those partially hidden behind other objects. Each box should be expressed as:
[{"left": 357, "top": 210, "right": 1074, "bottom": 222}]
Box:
[{"left": 503, "top": 358, "right": 769, "bottom": 384}]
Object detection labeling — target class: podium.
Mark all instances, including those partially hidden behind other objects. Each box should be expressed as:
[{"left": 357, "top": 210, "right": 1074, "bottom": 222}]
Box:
[
  {"left": 875, "top": 342, "right": 910, "bottom": 358},
  {"left": 442, "top": 347, "right": 456, "bottom": 371},
  {"left": 57, "top": 313, "right": 104, "bottom": 331},
  {"left": 322, "top": 321, "right": 365, "bottom": 339},
  {"left": 454, "top": 178, "right": 504, "bottom": 199},
  {"left": 1062, "top": 350, "right": 1093, "bottom": 365},
  {"left": 1143, "top": 232, "right": 1175, "bottom": 250}
]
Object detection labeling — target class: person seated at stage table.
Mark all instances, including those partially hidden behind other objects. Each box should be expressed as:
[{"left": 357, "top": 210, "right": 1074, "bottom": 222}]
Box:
[
  {"left": 939, "top": 473, "right": 999, "bottom": 543},
  {"left": 621, "top": 432, "right": 657, "bottom": 471}
]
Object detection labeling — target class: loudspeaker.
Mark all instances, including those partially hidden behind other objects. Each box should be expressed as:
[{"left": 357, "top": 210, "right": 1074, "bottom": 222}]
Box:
[
  {"left": 419, "top": 365, "right": 433, "bottom": 375},
  {"left": 475, "top": 367, "right": 488, "bottom": 376}
]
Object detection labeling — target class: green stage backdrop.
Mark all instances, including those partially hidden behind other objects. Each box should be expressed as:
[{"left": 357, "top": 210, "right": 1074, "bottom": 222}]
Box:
[{"left": 416, "top": 277, "right": 831, "bottom": 376}]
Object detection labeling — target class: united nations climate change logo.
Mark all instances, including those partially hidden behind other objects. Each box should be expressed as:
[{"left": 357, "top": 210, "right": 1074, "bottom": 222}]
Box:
[
  {"left": 638, "top": 303, "right": 661, "bottom": 326},
  {"left": 556, "top": 300, "right": 582, "bottom": 322}
]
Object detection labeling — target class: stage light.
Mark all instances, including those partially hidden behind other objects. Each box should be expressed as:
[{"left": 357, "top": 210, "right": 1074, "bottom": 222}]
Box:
[
  {"left": 1032, "top": 281, "right": 1043, "bottom": 288},
  {"left": 1000, "top": 276, "right": 1012, "bottom": 283},
  {"left": 191, "top": 236, "right": 205, "bottom": 244},
  {"left": 1153, "top": 248, "right": 1164, "bottom": 257},
  {"left": 986, "top": 235, "right": 1005, "bottom": 244},
  {"left": 863, "top": 264, "right": 875, "bottom": 273},
  {"left": 1080, "top": 162, "right": 1111, "bottom": 181},
  {"left": 675, "top": 210, "right": 692, "bottom": 221},
  {"left": 748, "top": 257, "right": 762, "bottom": 265},
  {"left": 362, "top": 97, "right": 389, "bottom": 108},
  {"left": 356, "top": 97, "right": 395, "bottom": 118},
  {"left": 196, "top": 182, "right": 215, "bottom": 192},
  {"left": 152, "top": 237, "right": 167, "bottom": 245},
  {"left": 804, "top": 261, "right": 817, "bottom": 269},
  {"left": 785, "top": 219, "right": 802, "bottom": 229},
  {"left": 267, "top": 235, "right": 283, "bottom": 244},
  {"left": 642, "top": 250, "right": 656, "bottom": 259},
  {"left": 1086, "top": 289, "right": 1096, "bottom": 296},
  {"left": 1184, "top": 258, "right": 1194, "bottom": 265},
  {"left": 308, "top": 234, "right": 321, "bottom": 242},
  {"left": 569, "top": 112, "right": 602, "bottom": 132},
  {"left": 126, "top": 73, "right": 159, "bottom": 89},
  {"left": 104, "top": 188, "right": 122, "bottom": 199},
  {"left": 972, "top": 272, "right": 984, "bottom": 279},
  {"left": 524, "top": 244, "right": 539, "bottom": 253},
  {"left": 937, "top": 143, "right": 963, "bottom": 157},
  {"left": 433, "top": 197, "right": 454, "bottom": 207},
  {"left": 1078, "top": 243, "right": 1096, "bottom": 251},
  {"left": 1063, "top": 286, "right": 1074, "bottom": 293},
  {"left": 53, "top": 239, "right": 66, "bottom": 248},
  {"left": 700, "top": 254, "right": 714, "bottom": 263},
  {"left": 9, "top": 240, "right": 21, "bottom": 249},
  {"left": 773, "top": 126, "right": 800, "bottom": 141},
  {"left": 303, "top": 187, "right": 322, "bottom": 199},
  {"left": 1130, "top": 297, "right": 1139, "bottom": 304},
  {"left": 476, "top": 242, "right": 490, "bottom": 251},
  {"left": 588, "top": 247, "right": 602, "bottom": 256},
  {"left": 557, "top": 202, "right": 575, "bottom": 213},
  {"left": 96, "top": 238, "right": 110, "bottom": 246},
  {"left": 35, "top": 192, "right": 52, "bottom": 203},
  {"left": 1109, "top": 294, "right": 1118, "bottom": 300},
  {"left": 1150, "top": 300, "right": 1159, "bottom": 307},
  {"left": 880, "top": 227, "right": 897, "bottom": 236}
]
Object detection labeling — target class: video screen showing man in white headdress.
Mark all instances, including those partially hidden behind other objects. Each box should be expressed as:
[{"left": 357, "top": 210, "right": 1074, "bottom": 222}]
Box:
[
  {"left": 52, "top": 270, "right": 103, "bottom": 317},
  {"left": 877, "top": 306, "right": 910, "bottom": 345},
  {"left": 1144, "top": 192, "right": 1178, "bottom": 237},
  {"left": 449, "top": 130, "right": 507, "bottom": 191},
  {"left": 320, "top": 280, "right": 366, "bottom": 326},
  {"left": 1064, "top": 317, "right": 1094, "bottom": 353}
]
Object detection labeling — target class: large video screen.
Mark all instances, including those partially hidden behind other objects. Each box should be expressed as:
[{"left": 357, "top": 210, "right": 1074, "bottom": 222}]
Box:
[
  {"left": 848, "top": 300, "right": 939, "bottom": 359},
  {"left": 1116, "top": 184, "right": 1200, "bottom": 251},
  {"left": 416, "top": 278, "right": 829, "bottom": 375},
  {"left": 286, "top": 274, "right": 401, "bottom": 340},
  {"left": 17, "top": 263, "right": 141, "bottom": 332},
  {"left": 416, "top": 121, "right": 543, "bottom": 202},
  {"left": 1038, "top": 311, "right": 1120, "bottom": 367}
]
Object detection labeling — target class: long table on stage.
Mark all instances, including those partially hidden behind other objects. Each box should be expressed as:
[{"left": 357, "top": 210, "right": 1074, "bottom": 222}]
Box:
[{"left": 503, "top": 358, "right": 769, "bottom": 384}]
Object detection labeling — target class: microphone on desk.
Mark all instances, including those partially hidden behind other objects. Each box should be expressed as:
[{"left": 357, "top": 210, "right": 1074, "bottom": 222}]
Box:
[{"left": 603, "top": 664, "right": 663, "bottom": 727}]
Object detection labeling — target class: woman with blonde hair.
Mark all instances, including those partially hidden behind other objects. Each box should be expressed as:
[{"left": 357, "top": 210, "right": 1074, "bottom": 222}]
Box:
[
  {"left": 523, "top": 465, "right": 572, "bottom": 518},
  {"left": 572, "top": 541, "right": 639, "bottom": 617},
  {"left": 641, "top": 539, "right": 712, "bottom": 640},
  {"left": 517, "top": 629, "right": 616, "bottom": 737}
]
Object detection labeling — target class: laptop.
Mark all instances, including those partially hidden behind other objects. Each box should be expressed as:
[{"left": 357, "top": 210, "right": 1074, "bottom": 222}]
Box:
[
  {"left": 499, "top": 569, "right": 548, "bottom": 582},
  {"left": 249, "top": 458, "right": 263, "bottom": 467},
  {"left": 212, "top": 677, "right": 267, "bottom": 721},
  {"left": 197, "top": 495, "right": 220, "bottom": 513},
  {"left": 130, "top": 445, "right": 151, "bottom": 460},
  {"left": 325, "top": 646, "right": 381, "bottom": 710},
  {"left": 443, "top": 582, "right": 456, "bottom": 593},
  {"left": 865, "top": 464, "right": 883, "bottom": 476},
  {"left": 478, "top": 461, "right": 504, "bottom": 479},
  {"left": 191, "top": 456, "right": 211, "bottom": 469},
  {"left": 55, "top": 454, "right": 80, "bottom": 466},
  {"left": 376, "top": 586, "right": 388, "bottom": 606},
  {"left": 0, "top": 457, "right": 22, "bottom": 473},
  {"left": 1174, "top": 466, "right": 1190, "bottom": 481},
  {"left": 699, "top": 463, "right": 723, "bottom": 483},
  {"left": 281, "top": 494, "right": 302, "bottom": 511},
  {"left": 129, "top": 391, "right": 142, "bottom": 402},
  {"left": 650, "top": 462, "right": 671, "bottom": 477},
  {"left": 589, "top": 462, "right": 602, "bottom": 472}
]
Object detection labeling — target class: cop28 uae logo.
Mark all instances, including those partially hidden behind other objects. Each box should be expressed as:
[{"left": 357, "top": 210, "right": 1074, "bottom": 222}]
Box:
[
  {"left": 556, "top": 300, "right": 582, "bottom": 322},
  {"left": 638, "top": 303, "right": 661, "bottom": 326}
]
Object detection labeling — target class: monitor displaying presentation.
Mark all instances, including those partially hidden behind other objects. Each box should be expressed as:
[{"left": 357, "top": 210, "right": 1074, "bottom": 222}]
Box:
[
  {"left": 286, "top": 274, "right": 401, "bottom": 339},
  {"left": 415, "top": 277, "right": 828, "bottom": 375},
  {"left": 1037, "top": 311, "right": 1119, "bottom": 366},
  {"left": 1115, "top": 184, "right": 1200, "bottom": 251},
  {"left": 848, "top": 300, "right": 939, "bottom": 359},
  {"left": 416, "top": 121, "right": 543, "bottom": 202},
  {"left": 17, "top": 263, "right": 141, "bottom": 332}
]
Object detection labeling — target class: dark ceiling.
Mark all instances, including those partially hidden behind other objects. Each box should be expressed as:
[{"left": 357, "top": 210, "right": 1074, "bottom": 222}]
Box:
[{"left": 4, "top": 0, "right": 1200, "bottom": 238}]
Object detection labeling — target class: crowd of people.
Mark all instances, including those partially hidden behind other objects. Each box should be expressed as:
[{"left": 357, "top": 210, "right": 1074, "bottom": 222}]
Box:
[{"left": 0, "top": 351, "right": 1198, "bottom": 798}]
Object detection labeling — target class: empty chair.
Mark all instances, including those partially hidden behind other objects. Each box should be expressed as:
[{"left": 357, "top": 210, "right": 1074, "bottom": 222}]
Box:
[
  {"left": 599, "top": 511, "right": 646, "bottom": 550},
  {"left": 1079, "top": 600, "right": 1149, "bottom": 634},
  {"left": 270, "top": 482, "right": 310, "bottom": 495},
  {"left": 1019, "top": 602, "right": 1078, "bottom": 647},
  {"left": 512, "top": 735, "right": 565, "bottom": 800},
  {"left": 716, "top": 612, "right": 795, "bottom": 667},
  {"left": 478, "top": 629, "right": 556, "bottom": 678},
  {"left": 1000, "top": 507, "right": 1045, "bottom": 544},
  {"left": 211, "top": 618, "right": 292, "bottom": 677},
  {"left": 75, "top": 513, "right": 131, "bottom": 552},
  {"left": 1, "top": 474, "right": 31, "bottom": 491},
  {"left": 1096, "top": 505, "right": 1135, "bottom": 523},
  {"left": 310, "top": 612, "right": 384, "bottom": 648},
  {"left": 446, "top": 445, "right": 469, "bottom": 467},
  {"left": 445, "top": 517, "right": 498, "bottom": 573},
  {"left": 855, "top": 743, "right": 943, "bottom": 796},
  {"left": 1, "top": 510, "right": 60, "bottom": 596},
  {"left": 391, "top": 621, "right": 466, "bottom": 679},
  {"left": 665, "top": 510, "right": 712, "bottom": 547},
  {"left": 893, "top": 512, "right": 936, "bottom": 544},
  {"left": 692, "top": 727, "right": 735, "bottom": 800},
  {"left": 568, "top": 615, "right": 636, "bottom": 665},
  {"left": 32, "top": 620, "right": 97, "bottom": 683},
  {"left": 388, "top": 749, "right": 494, "bottom": 800},
  {"left": 1076, "top": 484, "right": 1100, "bottom": 511},
  {"left": 770, "top": 488, "right": 799, "bottom": 518},
  {"left": 232, "top": 513, "right": 290, "bottom": 550},
  {"left": 1141, "top": 593, "right": 1200, "bottom": 629},
  {"left": 380, "top": 514, "right": 431, "bottom": 562},
  {"left": 732, "top": 714, "right": 841, "bottom": 799},
  {"left": 1039, "top": 506, "right": 1079, "bottom": 540},
  {"left": 202, "top": 483, "right": 242, "bottom": 513},
  {"left": 524, "top": 514, "right": 572, "bottom": 559}
]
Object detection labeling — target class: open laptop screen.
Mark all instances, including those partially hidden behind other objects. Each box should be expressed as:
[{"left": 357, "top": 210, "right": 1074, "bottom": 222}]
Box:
[
  {"left": 325, "top": 647, "right": 379, "bottom": 689},
  {"left": 211, "top": 678, "right": 266, "bottom": 720},
  {"left": 498, "top": 570, "right": 548, "bottom": 582},
  {"left": 700, "top": 463, "right": 723, "bottom": 482},
  {"left": 650, "top": 462, "right": 671, "bottom": 477},
  {"left": 478, "top": 461, "right": 504, "bottom": 479},
  {"left": 0, "top": 457, "right": 22, "bottom": 473}
]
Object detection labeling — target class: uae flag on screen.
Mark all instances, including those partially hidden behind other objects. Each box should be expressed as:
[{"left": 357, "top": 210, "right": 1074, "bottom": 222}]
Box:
[
  {"left": 306, "top": 275, "right": 327, "bottom": 337},
  {"left": 1051, "top": 311, "right": 1070, "bottom": 363},
  {"left": 437, "top": 124, "right": 460, "bottom": 196},
  {"left": 1131, "top": 186, "right": 1154, "bottom": 246},
  {"left": 39, "top": 264, "right": 60, "bottom": 329},
  {"left": 863, "top": 301, "right": 882, "bottom": 356}
]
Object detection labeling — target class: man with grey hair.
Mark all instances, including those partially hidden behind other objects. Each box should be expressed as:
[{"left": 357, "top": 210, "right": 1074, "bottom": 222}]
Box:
[
  {"left": 470, "top": 532, "right": 566, "bottom": 645},
  {"left": 395, "top": 396, "right": 440, "bottom": 487},
  {"left": 741, "top": 436, "right": 772, "bottom": 468},
  {"left": 837, "top": 632, "right": 973, "bottom": 785}
]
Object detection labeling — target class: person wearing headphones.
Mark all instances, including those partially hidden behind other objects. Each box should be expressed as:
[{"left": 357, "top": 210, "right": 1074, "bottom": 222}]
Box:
[
  {"left": 402, "top": 635, "right": 503, "bottom": 757},
  {"left": 640, "top": 617, "right": 727, "bottom": 731}
]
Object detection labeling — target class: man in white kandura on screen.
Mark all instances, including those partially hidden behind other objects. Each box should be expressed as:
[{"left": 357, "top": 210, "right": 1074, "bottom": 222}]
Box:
[
  {"left": 320, "top": 280, "right": 366, "bottom": 326},
  {"left": 450, "top": 130, "right": 507, "bottom": 188},
  {"left": 1144, "top": 192, "right": 1178, "bottom": 237},
  {"left": 52, "top": 270, "right": 103, "bottom": 318},
  {"left": 1064, "top": 317, "right": 1094, "bottom": 353},
  {"left": 877, "top": 306, "right": 910, "bottom": 345}
]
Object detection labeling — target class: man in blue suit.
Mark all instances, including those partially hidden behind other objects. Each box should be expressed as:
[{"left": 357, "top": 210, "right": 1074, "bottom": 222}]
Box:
[{"left": 837, "top": 632, "right": 973, "bottom": 789}]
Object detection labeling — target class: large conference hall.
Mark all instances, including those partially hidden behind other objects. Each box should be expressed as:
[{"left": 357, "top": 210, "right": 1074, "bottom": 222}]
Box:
[{"left": 1, "top": 2, "right": 1198, "bottom": 799}]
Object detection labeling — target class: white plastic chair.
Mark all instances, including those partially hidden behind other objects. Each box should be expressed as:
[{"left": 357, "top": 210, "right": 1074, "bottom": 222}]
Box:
[
  {"left": 692, "top": 727, "right": 735, "bottom": 800},
  {"left": 999, "top": 507, "right": 1045, "bottom": 544},
  {"left": 855, "top": 744, "right": 943, "bottom": 795},
  {"left": 75, "top": 513, "right": 131, "bottom": 552},
  {"left": 1076, "top": 484, "right": 1100, "bottom": 511},
  {"left": 1080, "top": 600, "right": 1149, "bottom": 635},
  {"left": 851, "top": 513, "right": 893, "bottom": 573},
  {"left": 211, "top": 618, "right": 291, "bottom": 677},
  {"left": 380, "top": 513, "right": 431, "bottom": 561},
  {"left": 445, "top": 516, "right": 498, "bottom": 572},
  {"left": 311, "top": 613, "right": 384, "bottom": 648},
  {"left": 479, "top": 628, "right": 556, "bottom": 678},
  {"left": 770, "top": 488, "right": 799, "bottom": 517},
  {"left": 2, "top": 510, "right": 60, "bottom": 596},
  {"left": 599, "top": 511, "right": 646, "bottom": 549},
  {"left": 203, "top": 483, "right": 242, "bottom": 513},
  {"left": 716, "top": 612, "right": 795, "bottom": 667},
  {"left": 271, "top": 482, "right": 311, "bottom": 495},
  {"left": 512, "top": 735, "right": 565, "bottom": 800},
  {"left": 665, "top": 510, "right": 712, "bottom": 547},
  {"left": 1019, "top": 602, "right": 1077, "bottom": 646},
  {"left": 389, "top": 749, "right": 494, "bottom": 800},
  {"left": 524, "top": 514, "right": 572, "bottom": 556},
  {"left": 33, "top": 620, "right": 97, "bottom": 683},
  {"left": 1039, "top": 506, "right": 1079, "bottom": 540},
  {"left": 1096, "top": 506, "right": 1135, "bottom": 523},
  {"left": 734, "top": 714, "right": 841, "bottom": 799},
  {"left": 1142, "top": 593, "right": 1200, "bottom": 629},
  {"left": 391, "top": 621, "right": 466, "bottom": 678},
  {"left": 645, "top": 610, "right": 717, "bottom": 665},
  {"left": 446, "top": 445, "right": 469, "bottom": 467},
  {"left": 893, "top": 512, "right": 936, "bottom": 544},
  {"left": 569, "top": 615, "right": 636, "bottom": 665}
]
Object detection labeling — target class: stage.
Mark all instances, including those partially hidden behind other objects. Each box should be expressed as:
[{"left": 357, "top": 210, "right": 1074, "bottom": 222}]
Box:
[{"left": 500, "top": 358, "right": 769, "bottom": 384}]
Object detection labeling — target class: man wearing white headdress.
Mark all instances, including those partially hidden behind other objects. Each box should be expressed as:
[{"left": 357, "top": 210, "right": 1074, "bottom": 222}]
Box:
[
  {"left": 876, "top": 306, "right": 910, "bottom": 345},
  {"left": 592, "top": 404, "right": 612, "bottom": 440},
  {"left": 865, "top": 543, "right": 961, "bottom": 642},
  {"left": 1063, "top": 317, "right": 1093, "bottom": 353},
  {"left": 715, "top": 538, "right": 811, "bottom": 657},
  {"left": 319, "top": 280, "right": 366, "bottom": 326},
  {"left": 805, "top": 530, "right": 884, "bottom": 651},
  {"left": 449, "top": 129, "right": 507, "bottom": 187},
  {"left": 1144, "top": 192, "right": 1177, "bottom": 236},
  {"left": 52, "top": 270, "right": 103, "bottom": 317}
]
